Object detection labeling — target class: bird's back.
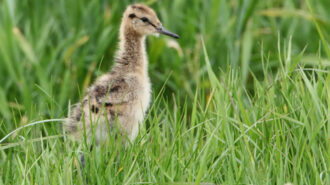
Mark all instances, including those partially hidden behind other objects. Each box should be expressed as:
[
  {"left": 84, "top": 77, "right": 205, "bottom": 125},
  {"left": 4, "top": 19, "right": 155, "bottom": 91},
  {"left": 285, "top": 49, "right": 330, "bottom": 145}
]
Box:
[{"left": 64, "top": 65, "right": 151, "bottom": 143}]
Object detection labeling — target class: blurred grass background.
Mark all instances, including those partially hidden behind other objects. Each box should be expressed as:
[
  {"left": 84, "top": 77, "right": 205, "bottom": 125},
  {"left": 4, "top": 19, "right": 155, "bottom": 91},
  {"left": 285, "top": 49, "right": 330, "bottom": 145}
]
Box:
[{"left": 0, "top": 0, "right": 329, "bottom": 184}]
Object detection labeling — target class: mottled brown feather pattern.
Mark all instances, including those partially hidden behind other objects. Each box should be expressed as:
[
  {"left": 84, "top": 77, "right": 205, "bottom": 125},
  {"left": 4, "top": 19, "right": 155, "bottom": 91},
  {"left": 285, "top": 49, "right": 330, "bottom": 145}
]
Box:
[
  {"left": 64, "top": 4, "right": 157, "bottom": 143},
  {"left": 64, "top": 3, "right": 178, "bottom": 144}
]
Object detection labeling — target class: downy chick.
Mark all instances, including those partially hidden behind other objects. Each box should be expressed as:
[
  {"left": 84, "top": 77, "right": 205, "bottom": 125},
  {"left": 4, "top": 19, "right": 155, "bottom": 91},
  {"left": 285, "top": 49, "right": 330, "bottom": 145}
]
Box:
[{"left": 64, "top": 4, "right": 179, "bottom": 144}]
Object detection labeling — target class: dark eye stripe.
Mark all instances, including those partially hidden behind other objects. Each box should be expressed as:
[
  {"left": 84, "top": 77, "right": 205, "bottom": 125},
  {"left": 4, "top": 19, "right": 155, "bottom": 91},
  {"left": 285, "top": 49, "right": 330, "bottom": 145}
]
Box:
[
  {"left": 129, "top": 13, "right": 136, "bottom": 18},
  {"left": 141, "top": 17, "right": 148, "bottom": 22}
]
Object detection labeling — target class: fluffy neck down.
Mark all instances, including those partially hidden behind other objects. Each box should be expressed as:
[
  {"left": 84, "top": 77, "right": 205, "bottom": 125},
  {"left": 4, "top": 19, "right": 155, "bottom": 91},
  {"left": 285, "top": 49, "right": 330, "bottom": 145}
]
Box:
[{"left": 115, "top": 24, "right": 148, "bottom": 75}]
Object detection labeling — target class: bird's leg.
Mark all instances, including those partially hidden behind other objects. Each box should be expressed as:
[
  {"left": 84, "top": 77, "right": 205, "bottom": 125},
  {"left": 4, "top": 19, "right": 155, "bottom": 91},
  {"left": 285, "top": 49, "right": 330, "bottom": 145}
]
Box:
[
  {"left": 80, "top": 153, "right": 85, "bottom": 168},
  {"left": 80, "top": 145, "right": 94, "bottom": 168}
]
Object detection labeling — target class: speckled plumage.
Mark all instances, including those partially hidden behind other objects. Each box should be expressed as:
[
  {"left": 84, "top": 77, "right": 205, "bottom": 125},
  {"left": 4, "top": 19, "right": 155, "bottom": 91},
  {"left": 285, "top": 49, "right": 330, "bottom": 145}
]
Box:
[{"left": 64, "top": 4, "right": 179, "bottom": 144}]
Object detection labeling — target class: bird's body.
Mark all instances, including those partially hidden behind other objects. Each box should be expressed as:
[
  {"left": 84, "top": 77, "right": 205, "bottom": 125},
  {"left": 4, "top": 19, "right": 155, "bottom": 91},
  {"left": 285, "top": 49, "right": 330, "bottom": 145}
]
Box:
[{"left": 64, "top": 4, "right": 179, "bottom": 144}]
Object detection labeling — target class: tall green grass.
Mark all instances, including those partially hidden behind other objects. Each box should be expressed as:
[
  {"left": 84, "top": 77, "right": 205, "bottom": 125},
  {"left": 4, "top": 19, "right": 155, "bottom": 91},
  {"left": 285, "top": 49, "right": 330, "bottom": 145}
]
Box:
[{"left": 0, "top": 0, "right": 329, "bottom": 184}]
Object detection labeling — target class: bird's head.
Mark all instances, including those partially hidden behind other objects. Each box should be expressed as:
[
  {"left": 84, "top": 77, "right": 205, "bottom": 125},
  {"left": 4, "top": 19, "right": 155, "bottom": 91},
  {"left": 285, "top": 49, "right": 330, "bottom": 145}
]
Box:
[{"left": 121, "top": 4, "right": 179, "bottom": 39}]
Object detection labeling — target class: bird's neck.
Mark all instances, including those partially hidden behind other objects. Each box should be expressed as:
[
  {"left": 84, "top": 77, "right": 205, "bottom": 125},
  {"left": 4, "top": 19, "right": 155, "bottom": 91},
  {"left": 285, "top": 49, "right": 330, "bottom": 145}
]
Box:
[{"left": 116, "top": 27, "right": 148, "bottom": 75}]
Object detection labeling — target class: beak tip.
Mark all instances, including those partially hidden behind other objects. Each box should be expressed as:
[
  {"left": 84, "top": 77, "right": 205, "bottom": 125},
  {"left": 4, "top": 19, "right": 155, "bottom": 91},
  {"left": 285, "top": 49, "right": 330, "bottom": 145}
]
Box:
[{"left": 158, "top": 27, "right": 180, "bottom": 39}]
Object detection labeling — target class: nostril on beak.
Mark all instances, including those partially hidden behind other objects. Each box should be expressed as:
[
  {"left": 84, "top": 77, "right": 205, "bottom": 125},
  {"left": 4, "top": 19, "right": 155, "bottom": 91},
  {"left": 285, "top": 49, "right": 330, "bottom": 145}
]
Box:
[{"left": 157, "top": 26, "right": 179, "bottom": 39}]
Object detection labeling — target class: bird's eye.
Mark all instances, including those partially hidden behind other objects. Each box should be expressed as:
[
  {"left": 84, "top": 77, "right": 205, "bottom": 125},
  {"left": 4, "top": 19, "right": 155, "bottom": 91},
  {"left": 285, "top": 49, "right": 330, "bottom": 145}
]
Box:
[{"left": 141, "top": 17, "right": 148, "bottom": 22}]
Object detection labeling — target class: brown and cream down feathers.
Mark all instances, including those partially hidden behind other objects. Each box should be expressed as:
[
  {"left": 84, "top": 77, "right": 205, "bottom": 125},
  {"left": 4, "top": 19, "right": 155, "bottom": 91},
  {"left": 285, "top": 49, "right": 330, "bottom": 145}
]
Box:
[{"left": 64, "top": 4, "right": 179, "bottom": 144}]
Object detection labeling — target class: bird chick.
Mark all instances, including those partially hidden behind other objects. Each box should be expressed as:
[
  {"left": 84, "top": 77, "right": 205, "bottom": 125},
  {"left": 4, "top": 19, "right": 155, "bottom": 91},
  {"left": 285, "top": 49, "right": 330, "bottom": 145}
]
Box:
[{"left": 64, "top": 4, "right": 179, "bottom": 144}]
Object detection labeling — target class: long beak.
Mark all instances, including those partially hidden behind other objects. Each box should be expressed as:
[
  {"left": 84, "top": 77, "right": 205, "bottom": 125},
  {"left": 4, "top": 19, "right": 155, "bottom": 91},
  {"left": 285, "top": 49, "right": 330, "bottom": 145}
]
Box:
[{"left": 157, "top": 27, "right": 179, "bottom": 39}]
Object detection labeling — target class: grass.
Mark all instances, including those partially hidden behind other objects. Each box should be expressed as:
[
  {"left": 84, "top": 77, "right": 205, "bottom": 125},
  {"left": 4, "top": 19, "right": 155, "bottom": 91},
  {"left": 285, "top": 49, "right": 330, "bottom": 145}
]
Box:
[{"left": 0, "top": 0, "right": 329, "bottom": 184}]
